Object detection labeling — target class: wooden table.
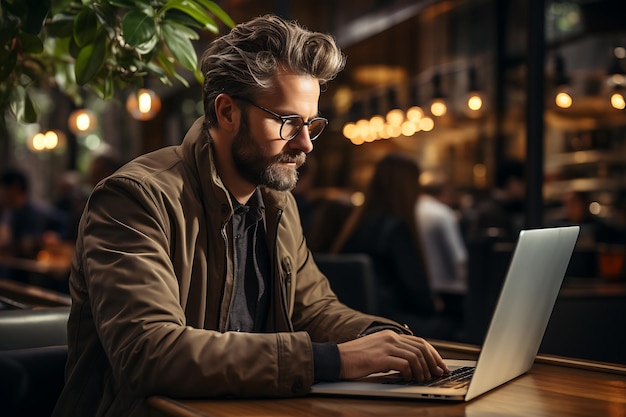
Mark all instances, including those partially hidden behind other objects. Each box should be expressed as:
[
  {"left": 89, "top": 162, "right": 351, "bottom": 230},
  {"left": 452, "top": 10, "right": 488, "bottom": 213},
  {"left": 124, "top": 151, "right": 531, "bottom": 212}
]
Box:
[{"left": 148, "top": 341, "right": 626, "bottom": 417}]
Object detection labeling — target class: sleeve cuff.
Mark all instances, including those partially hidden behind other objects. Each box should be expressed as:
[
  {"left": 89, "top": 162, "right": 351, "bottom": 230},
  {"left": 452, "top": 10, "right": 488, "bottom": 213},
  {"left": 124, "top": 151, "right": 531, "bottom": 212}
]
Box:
[{"left": 312, "top": 342, "right": 341, "bottom": 382}]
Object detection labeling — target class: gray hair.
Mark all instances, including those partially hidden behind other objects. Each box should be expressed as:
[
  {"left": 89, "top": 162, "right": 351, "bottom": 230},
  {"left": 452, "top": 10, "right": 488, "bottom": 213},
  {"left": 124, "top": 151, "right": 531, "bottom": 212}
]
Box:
[{"left": 200, "top": 14, "right": 346, "bottom": 127}]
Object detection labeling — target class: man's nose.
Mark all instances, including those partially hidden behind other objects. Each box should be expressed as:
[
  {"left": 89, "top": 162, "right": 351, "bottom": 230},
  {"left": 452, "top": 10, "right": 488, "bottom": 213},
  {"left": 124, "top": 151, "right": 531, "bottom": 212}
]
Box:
[{"left": 287, "top": 128, "right": 314, "bottom": 153}]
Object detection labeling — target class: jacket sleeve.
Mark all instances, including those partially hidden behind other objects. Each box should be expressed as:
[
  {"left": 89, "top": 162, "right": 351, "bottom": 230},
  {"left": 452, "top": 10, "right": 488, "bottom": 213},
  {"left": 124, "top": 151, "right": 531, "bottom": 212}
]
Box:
[{"left": 80, "top": 177, "right": 313, "bottom": 398}]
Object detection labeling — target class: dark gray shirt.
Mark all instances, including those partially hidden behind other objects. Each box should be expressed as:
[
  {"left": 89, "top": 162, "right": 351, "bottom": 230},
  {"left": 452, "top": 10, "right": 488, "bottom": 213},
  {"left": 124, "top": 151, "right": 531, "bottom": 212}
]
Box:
[{"left": 225, "top": 188, "right": 340, "bottom": 381}]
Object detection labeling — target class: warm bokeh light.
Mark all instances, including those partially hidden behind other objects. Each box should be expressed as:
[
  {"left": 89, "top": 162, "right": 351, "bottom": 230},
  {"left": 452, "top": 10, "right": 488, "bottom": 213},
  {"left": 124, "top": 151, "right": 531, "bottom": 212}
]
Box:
[
  {"left": 342, "top": 122, "right": 358, "bottom": 139},
  {"left": 555, "top": 91, "right": 573, "bottom": 109},
  {"left": 430, "top": 99, "right": 447, "bottom": 117},
  {"left": 418, "top": 117, "right": 434, "bottom": 132},
  {"left": 126, "top": 88, "right": 162, "bottom": 121},
  {"left": 467, "top": 94, "right": 483, "bottom": 111},
  {"left": 406, "top": 106, "right": 424, "bottom": 122},
  {"left": 350, "top": 136, "right": 365, "bottom": 145},
  {"left": 610, "top": 92, "right": 626, "bottom": 110},
  {"left": 385, "top": 108, "right": 405, "bottom": 126},
  {"left": 351, "top": 191, "right": 365, "bottom": 207},
  {"left": 589, "top": 201, "right": 602, "bottom": 216},
  {"left": 68, "top": 109, "right": 97, "bottom": 134},
  {"left": 32, "top": 133, "right": 45, "bottom": 151},
  {"left": 31, "top": 130, "right": 62, "bottom": 151},
  {"left": 44, "top": 131, "right": 59, "bottom": 149},
  {"left": 369, "top": 115, "right": 385, "bottom": 134},
  {"left": 401, "top": 120, "right": 417, "bottom": 136}
]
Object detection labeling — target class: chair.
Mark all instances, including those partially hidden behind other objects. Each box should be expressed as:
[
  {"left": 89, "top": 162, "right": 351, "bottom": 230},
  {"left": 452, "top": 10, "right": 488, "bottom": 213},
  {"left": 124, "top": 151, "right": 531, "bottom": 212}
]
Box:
[
  {"left": 313, "top": 253, "right": 379, "bottom": 315},
  {"left": 0, "top": 346, "right": 68, "bottom": 417},
  {"left": 0, "top": 307, "right": 70, "bottom": 417},
  {"left": 0, "top": 307, "right": 70, "bottom": 350}
]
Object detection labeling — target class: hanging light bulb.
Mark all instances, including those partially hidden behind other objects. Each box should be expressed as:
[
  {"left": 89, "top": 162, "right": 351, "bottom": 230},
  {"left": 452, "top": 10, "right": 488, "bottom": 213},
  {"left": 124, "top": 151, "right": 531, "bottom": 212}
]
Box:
[
  {"left": 405, "top": 81, "right": 424, "bottom": 123},
  {"left": 466, "top": 67, "right": 485, "bottom": 116},
  {"left": 126, "top": 88, "right": 162, "bottom": 121},
  {"left": 555, "top": 90, "right": 573, "bottom": 109},
  {"left": 610, "top": 88, "right": 626, "bottom": 110},
  {"left": 429, "top": 73, "right": 447, "bottom": 117},
  {"left": 430, "top": 99, "right": 447, "bottom": 117},
  {"left": 553, "top": 54, "right": 573, "bottom": 109},
  {"left": 607, "top": 49, "right": 626, "bottom": 110},
  {"left": 385, "top": 87, "right": 405, "bottom": 127},
  {"left": 68, "top": 109, "right": 97, "bottom": 134}
]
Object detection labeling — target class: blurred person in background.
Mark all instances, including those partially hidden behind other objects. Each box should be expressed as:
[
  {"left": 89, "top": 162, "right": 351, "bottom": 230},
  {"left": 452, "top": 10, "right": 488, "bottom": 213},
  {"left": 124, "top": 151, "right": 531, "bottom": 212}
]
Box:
[
  {"left": 54, "top": 171, "right": 88, "bottom": 241},
  {"left": 332, "top": 154, "right": 441, "bottom": 324},
  {"left": 88, "top": 151, "right": 124, "bottom": 188},
  {"left": 0, "top": 168, "right": 67, "bottom": 261},
  {"left": 465, "top": 159, "right": 526, "bottom": 241},
  {"left": 553, "top": 190, "right": 626, "bottom": 246},
  {"left": 416, "top": 175, "right": 468, "bottom": 295}
]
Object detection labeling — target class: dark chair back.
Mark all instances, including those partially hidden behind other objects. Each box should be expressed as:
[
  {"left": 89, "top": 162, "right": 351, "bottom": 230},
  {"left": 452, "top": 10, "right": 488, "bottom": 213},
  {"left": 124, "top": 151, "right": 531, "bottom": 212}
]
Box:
[
  {"left": 0, "top": 346, "right": 68, "bottom": 417},
  {"left": 0, "top": 307, "right": 70, "bottom": 417},
  {"left": 0, "top": 307, "right": 70, "bottom": 350},
  {"left": 313, "top": 253, "right": 379, "bottom": 315}
]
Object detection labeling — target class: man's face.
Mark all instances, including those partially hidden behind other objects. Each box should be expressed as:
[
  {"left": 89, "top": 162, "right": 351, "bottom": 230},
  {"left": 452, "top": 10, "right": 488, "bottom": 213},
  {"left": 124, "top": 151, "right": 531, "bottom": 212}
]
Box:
[{"left": 231, "top": 72, "right": 320, "bottom": 191}]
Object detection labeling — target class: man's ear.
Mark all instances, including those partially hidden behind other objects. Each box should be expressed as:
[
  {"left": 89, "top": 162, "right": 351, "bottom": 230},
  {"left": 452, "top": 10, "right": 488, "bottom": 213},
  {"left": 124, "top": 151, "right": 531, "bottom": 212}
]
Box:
[{"left": 214, "top": 94, "right": 239, "bottom": 133}]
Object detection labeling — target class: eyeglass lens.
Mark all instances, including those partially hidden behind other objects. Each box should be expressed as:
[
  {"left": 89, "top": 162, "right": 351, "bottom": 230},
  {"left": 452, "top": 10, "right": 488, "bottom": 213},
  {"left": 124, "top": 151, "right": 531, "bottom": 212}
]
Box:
[{"left": 281, "top": 117, "right": 327, "bottom": 141}]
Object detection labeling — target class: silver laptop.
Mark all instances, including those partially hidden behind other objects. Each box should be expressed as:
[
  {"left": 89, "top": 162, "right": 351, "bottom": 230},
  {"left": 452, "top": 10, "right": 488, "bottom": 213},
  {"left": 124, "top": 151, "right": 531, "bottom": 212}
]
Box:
[{"left": 311, "top": 226, "right": 580, "bottom": 402}]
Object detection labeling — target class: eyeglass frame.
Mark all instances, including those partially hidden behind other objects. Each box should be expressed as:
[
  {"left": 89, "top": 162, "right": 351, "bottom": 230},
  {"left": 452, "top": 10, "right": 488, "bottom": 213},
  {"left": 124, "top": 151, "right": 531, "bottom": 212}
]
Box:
[{"left": 231, "top": 96, "right": 328, "bottom": 141}]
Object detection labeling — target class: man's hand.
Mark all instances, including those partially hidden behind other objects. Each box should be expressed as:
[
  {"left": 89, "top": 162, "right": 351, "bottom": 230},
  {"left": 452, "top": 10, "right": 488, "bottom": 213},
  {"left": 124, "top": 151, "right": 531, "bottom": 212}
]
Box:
[{"left": 337, "top": 330, "right": 449, "bottom": 382}]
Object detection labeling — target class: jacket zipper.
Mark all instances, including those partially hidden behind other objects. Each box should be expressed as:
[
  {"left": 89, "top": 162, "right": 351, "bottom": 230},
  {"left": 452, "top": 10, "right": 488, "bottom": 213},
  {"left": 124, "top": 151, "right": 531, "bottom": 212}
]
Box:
[{"left": 219, "top": 220, "right": 230, "bottom": 332}]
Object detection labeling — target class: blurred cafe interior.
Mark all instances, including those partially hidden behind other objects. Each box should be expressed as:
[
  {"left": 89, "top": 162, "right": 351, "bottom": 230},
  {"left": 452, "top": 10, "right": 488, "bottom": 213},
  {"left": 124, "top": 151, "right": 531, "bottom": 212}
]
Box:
[{"left": 1, "top": 0, "right": 626, "bottom": 372}]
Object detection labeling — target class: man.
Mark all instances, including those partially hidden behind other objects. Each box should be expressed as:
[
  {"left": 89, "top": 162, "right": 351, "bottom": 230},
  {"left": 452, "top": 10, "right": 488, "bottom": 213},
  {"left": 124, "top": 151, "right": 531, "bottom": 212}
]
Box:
[{"left": 53, "top": 15, "right": 447, "bottom": 417}]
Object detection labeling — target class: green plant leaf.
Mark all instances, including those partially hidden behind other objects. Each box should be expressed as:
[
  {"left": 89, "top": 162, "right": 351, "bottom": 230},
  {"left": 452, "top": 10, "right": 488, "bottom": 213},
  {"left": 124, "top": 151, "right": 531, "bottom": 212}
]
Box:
[
  {"left": 92, "top": 74, "right": 114, "bottom": 99},
  {"left": 45, "top": 14, "right": 75, "bottom": 37},
  {"left": 74, "top": 7, "right": 99, "bottom": 47},
  {"left": 161, "top": 20, "right": 199, "bottom": 40},
  {"left": 195, "top": 0, "right": 235, "bottom": 28},
  {"left": 161, "top": 0, "right": 218, "bottom": 33},
  {"left": 155, "top": 51, "right": 176, "bottom": 75},
  {"left": 108, "top": 0, "right": 138, "bottom": 8},
  {"left": 75, "top": 32, "right": 107, "bottom": 85},
  {"left": 8, "top": 85, "right": 38, "bottom": 123},
  {"left": 103, "top": 74, "right": 114, "bottom": 99},
  {"left": 146, "top": 62, "right": 172, "bottom": 85},
  {"left": 68, "top": 35, "right": 81, "bottom": 58},
  {"left": 162, "top": 23, "right": 198, "bottom": 72},
  {"left": 19, "top": 32, "right": 44, "bottom": 53},
  {"left": 122, "top": 10, "right": 157, "bottom": 48},
  {"left": 22, "top": 90, "right": 39, "bottom": 123}
]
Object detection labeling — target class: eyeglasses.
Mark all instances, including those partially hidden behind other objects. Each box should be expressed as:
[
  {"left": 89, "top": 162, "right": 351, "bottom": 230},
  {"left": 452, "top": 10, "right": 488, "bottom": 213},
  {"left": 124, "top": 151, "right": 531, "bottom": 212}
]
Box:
[{"left": 233, "top": 96, "right": 328, "bottom": 141}]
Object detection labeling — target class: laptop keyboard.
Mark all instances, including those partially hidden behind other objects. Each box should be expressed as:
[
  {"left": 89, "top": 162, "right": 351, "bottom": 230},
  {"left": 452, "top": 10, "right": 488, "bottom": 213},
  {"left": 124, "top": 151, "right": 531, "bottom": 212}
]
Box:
[{"left": 383, "top": 366, "right": 475, "bottom": 389}]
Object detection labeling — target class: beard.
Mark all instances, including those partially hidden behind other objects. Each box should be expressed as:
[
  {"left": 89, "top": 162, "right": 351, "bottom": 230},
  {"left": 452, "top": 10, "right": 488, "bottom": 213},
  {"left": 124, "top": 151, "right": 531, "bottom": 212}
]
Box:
[{"left": 232, "top": 114, "right": 306, "bottom": 191}]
